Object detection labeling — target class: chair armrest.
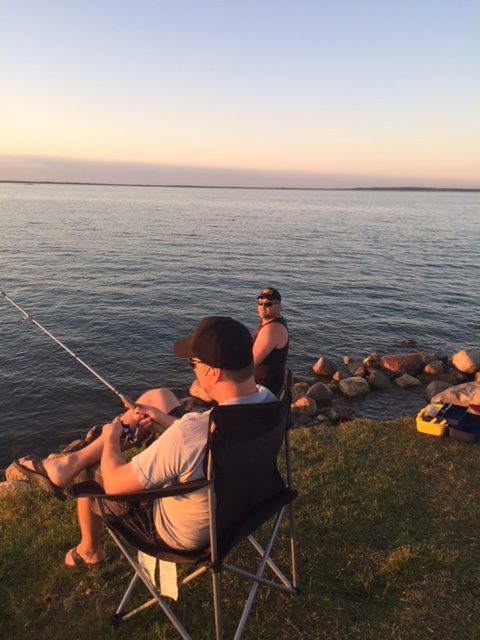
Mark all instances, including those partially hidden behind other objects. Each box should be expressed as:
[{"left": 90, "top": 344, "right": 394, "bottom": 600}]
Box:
[{"left": 69, "top": 477, "right": 210, "bottom": 502}]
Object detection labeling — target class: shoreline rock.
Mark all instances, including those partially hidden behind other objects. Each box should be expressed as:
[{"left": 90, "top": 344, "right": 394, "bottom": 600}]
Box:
[
  {"left": 295, "top": 346, "right": 480, "bottom": 429},
  {"left": 431, "top": 381, "right": 480, "bottom": 407}
]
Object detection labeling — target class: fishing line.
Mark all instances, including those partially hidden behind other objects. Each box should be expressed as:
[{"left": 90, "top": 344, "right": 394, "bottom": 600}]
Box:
[{"left": 0, "top": 290, "right": 140, "bottom": 440}]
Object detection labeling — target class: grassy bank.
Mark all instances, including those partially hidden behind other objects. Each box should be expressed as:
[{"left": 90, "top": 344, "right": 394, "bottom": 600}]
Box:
[{"left": 1, "top": 417, "right": 480, "bottom": 639}]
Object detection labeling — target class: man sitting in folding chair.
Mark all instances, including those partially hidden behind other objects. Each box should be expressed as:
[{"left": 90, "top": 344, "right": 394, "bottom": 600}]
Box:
[
  {"left": 12, "top": 316, "right": 277, "bottom": 567},
  {"left": 14, "top": 315, "right": 299, "bottom": 638}
]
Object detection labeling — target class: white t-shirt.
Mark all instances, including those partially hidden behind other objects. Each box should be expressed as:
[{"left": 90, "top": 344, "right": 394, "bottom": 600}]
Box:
[{"left": 130, "top": 385, "right": 277, "bottom": 550}]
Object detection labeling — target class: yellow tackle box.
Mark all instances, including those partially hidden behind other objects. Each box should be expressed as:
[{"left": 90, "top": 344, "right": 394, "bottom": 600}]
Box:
[{"left": 416, "top": 403, "right": 448, "bottom": 437}]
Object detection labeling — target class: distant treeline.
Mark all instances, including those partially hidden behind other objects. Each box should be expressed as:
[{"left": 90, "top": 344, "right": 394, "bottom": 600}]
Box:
[{"left": 0, "top": 180, "right": 479, "bottom": 193}]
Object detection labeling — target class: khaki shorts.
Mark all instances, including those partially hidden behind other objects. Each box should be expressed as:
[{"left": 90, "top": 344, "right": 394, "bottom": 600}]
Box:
[{"left": 81, "top": 464, "right": 173, "bottom": 551}]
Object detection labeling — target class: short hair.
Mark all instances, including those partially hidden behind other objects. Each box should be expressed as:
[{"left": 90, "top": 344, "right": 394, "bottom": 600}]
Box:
[{"left": 220, "top": 362, "right": 254, "bottom": 383}]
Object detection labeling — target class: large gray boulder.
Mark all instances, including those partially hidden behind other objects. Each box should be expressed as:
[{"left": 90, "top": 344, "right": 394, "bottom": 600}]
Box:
[
  {"left": 367, "top": 370, "right": 392, "bottom": 390},
  {"left": 394, "top": 374, "right": 422, "bottom": 389},
  {"left": 431, "top": 381, "right": 480, "bottom": 406},
  {"left": 380, "top": 352, "right": 425, "bottom": 375},
  {"left": 339, "top": 376, "right": 370, "bottom": 397},
  {"left": 306, "top": 381, "right": 333, "bottom": 406},
  {"left": 426, "top": 381, "right": 452, "bottom": 402},
  {"left": 451, "top": 349, "right": 480, "bottom": 374}
]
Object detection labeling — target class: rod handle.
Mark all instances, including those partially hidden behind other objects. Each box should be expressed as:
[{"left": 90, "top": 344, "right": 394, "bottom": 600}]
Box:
[{"left": 121, "top": 395, "right": 136, "bottom": 410}]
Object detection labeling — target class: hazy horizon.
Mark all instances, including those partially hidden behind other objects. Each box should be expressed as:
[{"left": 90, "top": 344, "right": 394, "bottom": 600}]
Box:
[
  {"left": 1, "top": 2, "right": 479, "bottom": 189},
  {"left": 1, "top": 153, "right": 479, "bottom": 190}
]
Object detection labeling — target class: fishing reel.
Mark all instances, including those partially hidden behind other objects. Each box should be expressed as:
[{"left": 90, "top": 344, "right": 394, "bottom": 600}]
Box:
[{"left": 120, "top": 420, "right": 139, "bottom": 444}]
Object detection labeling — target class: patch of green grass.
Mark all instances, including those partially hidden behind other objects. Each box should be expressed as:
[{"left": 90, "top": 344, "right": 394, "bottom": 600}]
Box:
[{"left": 1, "top": 418, "right": 480, "bottom": 639}]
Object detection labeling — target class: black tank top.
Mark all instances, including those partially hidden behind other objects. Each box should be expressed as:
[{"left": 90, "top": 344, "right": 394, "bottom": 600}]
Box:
[{"left": 253, "top": 316, "right": 289, "bottom": 396}]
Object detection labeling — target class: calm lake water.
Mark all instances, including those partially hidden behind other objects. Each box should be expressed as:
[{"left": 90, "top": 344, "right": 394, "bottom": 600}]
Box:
[{"left": 1, "top": 183, "right": 479, "bottom": 466}]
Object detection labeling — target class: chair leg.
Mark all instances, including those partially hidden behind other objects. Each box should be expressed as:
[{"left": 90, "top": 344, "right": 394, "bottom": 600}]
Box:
[
  {"left": 248, "top": 535, "right": 294, "bottom": 590},
  {"left": 288, "top": 502, "right": 300, "bottom": 590},
  {"left": 115, "top": 572, "right": 140, "bottom": 616},
  {"left": 233, "top": 509, "right": 284, "bottom": 640},
  {"left": 247, "top": 506, "right": 300, "bottom": 592},
  {"left": 107, "top": 528, "right": 193, "bottom": 640},
  {"left": 211, "top": 569, "right": 223, "bottom": 640}
]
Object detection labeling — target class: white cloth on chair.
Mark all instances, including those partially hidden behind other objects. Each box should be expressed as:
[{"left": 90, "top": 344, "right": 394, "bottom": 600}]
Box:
[{"left": 137, "top": 550, "right": 178, "bottom": 600}]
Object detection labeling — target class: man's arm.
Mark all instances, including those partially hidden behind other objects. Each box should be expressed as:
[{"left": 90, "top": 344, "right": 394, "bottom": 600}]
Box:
[
  {"left": 252, "top": 322, "right": 288, "bottom": 365},
  {"left": 100, "top": 418, "right": 145, "bottom": 494}
]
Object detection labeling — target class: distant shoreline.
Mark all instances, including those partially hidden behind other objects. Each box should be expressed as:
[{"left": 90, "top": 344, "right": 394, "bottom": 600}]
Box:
[{"left": 0, "top": 180, "right": 478, "bottom": 193}]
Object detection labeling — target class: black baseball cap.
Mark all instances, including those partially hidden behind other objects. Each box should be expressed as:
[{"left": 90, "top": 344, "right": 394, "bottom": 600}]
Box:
[
  {"left": 257, "top": 287, "right": 281, "bottom": 302},
  {"left": 173, "top": 316, "right": 253, "bottom": 370}
]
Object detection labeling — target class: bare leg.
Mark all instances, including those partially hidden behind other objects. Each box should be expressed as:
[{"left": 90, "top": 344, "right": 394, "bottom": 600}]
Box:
[
  {"left": 64, "top": 389, "right": 182, "bottom": 566},
  {"left": 15, "top": 387, "right": 182, "bottom": 566},
  {"left": 136, "top": 387, "right": 182, "bottom": 413},
  {"left": 64, "top": 497, "right": 104, "bottom": 566},
  {"left": 17, "top": 431, "right": 106, "bottom": 489},
  {"left": 135, "top": 388, "right": 183, "bottom": 434},
  {"left": 17, "top": 387, "right": 181, "bottom": 487}
]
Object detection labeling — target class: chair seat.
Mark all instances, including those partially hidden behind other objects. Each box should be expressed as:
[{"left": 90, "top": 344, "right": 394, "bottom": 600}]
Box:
[
  {"left": 105, "top": 487, "right": 297, "bottom": 565},
  {"left": 104, "top": 515, "right": 211, "bottom": 564}
]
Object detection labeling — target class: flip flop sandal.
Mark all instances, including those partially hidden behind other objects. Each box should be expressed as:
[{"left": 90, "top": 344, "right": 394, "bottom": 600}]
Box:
[
  {"left": 12, "top": 454, "right": 66, "bottom": 501},
  {"left": 65, "top": 546, "right": 105, "bottom": 569}
]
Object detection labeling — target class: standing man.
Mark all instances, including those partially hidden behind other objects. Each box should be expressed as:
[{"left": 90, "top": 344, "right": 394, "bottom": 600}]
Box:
[{"left": 253, "top": 287, "right": 289, "bottom": 396}]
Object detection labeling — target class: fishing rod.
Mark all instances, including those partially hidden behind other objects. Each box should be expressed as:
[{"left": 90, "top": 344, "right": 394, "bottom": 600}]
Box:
[{"left": 0, "top": 291, "right": 140, "bottom": 440}]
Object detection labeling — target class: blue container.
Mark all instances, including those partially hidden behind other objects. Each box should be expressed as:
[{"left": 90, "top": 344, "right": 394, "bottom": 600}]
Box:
[
  {"left": 448, "top": 411, "right": 480, "bottom": 444},
  {"left": 436, "top": 403, "right": 468, "bottom": 428}
]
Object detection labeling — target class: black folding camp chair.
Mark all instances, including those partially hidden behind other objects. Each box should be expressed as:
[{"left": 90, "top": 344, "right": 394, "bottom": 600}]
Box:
[{"left": 70, "top": 385, "right": 299, "bottom": 639}]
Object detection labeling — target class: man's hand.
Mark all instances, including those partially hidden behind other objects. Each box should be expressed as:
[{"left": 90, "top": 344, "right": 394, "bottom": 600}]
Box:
[
  {"left": 134, "top": 403, "right": 176, "bottom": 434},
  {"left": 116, "top": 407, "right": 153, "bottom": 443},
  {"left": 100, "top": 416, "right": 145, "bottom": 494},
  {"left": 102, "top": 417, "right": 124, "bottom": 443}
]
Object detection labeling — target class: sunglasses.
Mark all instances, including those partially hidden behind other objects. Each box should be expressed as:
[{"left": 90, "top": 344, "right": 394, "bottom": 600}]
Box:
[
  {"left": 189, "top": 357, "right": 202, "bottom": 371},
  {"left": 189, "top": 358, "right": 211, "bottom": 374},
  {"left": 257, "top": 300, "right": 274, "bottom": 308}
]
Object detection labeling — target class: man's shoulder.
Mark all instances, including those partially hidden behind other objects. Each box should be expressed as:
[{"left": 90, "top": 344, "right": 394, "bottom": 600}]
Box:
[
  {"left": 264, "top": 318, "right": 288, "bottom": 344},
  {"left": 178, "top": 409, "right": 211, "bottom": 425},
  {"left": 273, "top": 316, "right": 288, "bottom": 329},
  {"left": 171, "top": 409, "right": 211, "bottom": 438},
  {"left": 146, "top": 410, "right": 209, "bottom": 455},
  {"left": 262, "top": 320, "right": 286, "bottom": 334}
]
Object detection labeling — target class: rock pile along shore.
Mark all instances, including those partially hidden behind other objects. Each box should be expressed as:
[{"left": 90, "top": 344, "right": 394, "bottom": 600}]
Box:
[{"left": 289, "top": 347, "right": 480, "bottom": 428}]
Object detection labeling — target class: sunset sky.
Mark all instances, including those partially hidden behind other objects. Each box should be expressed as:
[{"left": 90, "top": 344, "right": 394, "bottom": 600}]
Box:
[{"left": 1, "top": 1, "right": 479, "bottom": 188}]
